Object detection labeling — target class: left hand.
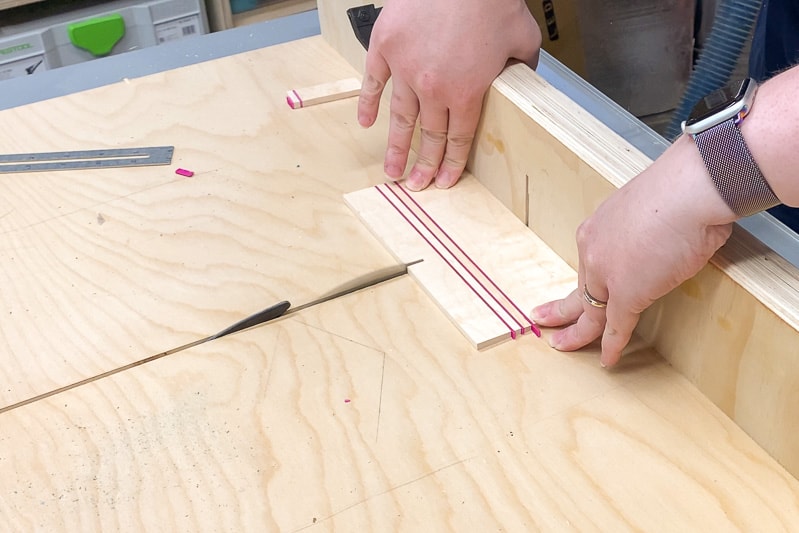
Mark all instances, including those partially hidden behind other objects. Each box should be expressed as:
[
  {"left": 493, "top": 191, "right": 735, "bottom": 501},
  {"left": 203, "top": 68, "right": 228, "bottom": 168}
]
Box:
[
  {"left": 531, "top": 136, "right": 736, "bottom": 367},
  {"left": 357, "top": 0, "right": 541, "bottom": 191}
]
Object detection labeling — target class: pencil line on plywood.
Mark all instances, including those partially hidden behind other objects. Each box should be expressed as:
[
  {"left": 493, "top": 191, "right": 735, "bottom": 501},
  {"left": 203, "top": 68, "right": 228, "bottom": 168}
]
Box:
[
  {"left": 289, "top": 455, "right": 477, "bottom": 532},
  {"left": 0, "top": 177, "right": 177, "bottom": 237},
  {"left": 290, "top": 318, "right": 390, "bottom": 443},
  {"left": 292, "top": 319, "right": 385, "bottom": 353},
  {"left": 376, "top": 351, "right": 386, "bottom": 443}
]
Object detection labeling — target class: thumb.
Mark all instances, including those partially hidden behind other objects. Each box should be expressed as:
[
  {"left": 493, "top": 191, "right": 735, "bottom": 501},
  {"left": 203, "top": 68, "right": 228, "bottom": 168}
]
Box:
[{"left": 512, "top": 11, "right": 543, "bottom": 69}]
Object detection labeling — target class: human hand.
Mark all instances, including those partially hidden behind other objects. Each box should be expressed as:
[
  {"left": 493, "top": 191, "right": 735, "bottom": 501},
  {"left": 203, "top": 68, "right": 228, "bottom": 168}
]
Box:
[
  {"left": 531, "top": 136, "right": 737, "bottom": 367},
  {"left": 357, "top": 0, "right": 541, "bottom": 191}
]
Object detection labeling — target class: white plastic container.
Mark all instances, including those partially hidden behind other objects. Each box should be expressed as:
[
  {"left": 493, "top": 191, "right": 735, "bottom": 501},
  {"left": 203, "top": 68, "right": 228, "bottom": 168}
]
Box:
[{"left": 0, "top": 0, "right": 208, "bottom": 81}]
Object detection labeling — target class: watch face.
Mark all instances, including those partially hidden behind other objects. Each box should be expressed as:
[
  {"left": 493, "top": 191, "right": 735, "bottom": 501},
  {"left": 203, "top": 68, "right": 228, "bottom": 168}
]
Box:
[{"left": 685, "top": 79, "right": 751, "bottom": 126}]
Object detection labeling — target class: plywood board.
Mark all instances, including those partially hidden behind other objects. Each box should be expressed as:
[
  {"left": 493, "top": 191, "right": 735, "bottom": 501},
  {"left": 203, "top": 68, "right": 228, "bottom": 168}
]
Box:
[
  {"left": 1, "top": 277, "right": 798, "bottom": 530},
  {"left": 1, "top": 10, "right": 797, "bottom": 527},
  {"left": 286, "top": 76, "right": 361, "bottom": 109},
  {"left": 345, "top": 176, "right": 574, "bottom": 349},
  {"left": 471, "top": 62, "right": 799, "bottom": 477},
  {"left": 316, "top": 0, "right": 799, "bottom": 477},
  {"left": 0, "top": 36, "right": 398, "bottom": 410}
]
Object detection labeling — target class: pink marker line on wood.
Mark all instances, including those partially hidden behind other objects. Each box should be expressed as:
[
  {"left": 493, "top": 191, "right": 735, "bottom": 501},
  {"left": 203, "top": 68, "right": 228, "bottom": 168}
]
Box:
[
  {"left": 393, "top": 182, "right": 540, "bottom": 337},
  {"left": 382, "top": 183, "right": 529, "bottom": 337},
  {"left": 388, "top": 183, "right": 531, "bottom": 335},
  {"left": 287, "top": 89, "right": 303, "bottom": 109},
  {"left": 375, "top": 184, "right": 518, "bottom": 339}
]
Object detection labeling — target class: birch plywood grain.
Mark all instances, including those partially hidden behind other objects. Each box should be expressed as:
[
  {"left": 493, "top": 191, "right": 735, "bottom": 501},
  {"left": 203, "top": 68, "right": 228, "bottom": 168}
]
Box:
[
  {"left": 468, "top": 62, "right": 799, "bottom": 477},
  {"left": 345, "top": 176, "right": 574, "bottom": 348},
  {"left": 471, "top": 64, "right": 645, "bottom": 231},
  {"left": 0, "top": 36, "right": 398, "bottom": 409},
  {"left": 316, "top": 0, "right": 799, "bottom": 476},
  {"left": 2, "top": 278, "right": 799, "bottom": 531}
]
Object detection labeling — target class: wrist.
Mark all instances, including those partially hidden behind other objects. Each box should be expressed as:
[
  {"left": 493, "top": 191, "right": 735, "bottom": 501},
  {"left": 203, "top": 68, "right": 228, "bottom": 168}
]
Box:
[
  {"left": 737, "top": 67, "right": 799, "bottom": 207},
  {"left": 649, "top": 135, "right": 739, "bottom": 227},
  {"left": 682, "top": 78, "right": 780, "bottom": 219}
]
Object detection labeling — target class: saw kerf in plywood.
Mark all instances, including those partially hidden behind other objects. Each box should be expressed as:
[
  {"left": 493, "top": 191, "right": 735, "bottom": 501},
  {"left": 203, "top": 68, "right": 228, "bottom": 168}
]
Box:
[{"left": 345, "top": 175, "right": 576, "bottom": 349}]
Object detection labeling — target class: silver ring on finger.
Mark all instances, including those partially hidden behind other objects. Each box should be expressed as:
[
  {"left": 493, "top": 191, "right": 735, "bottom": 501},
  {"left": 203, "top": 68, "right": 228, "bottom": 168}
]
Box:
[{"left": 583, "top": 284, "right": 608, "bottom": 308}]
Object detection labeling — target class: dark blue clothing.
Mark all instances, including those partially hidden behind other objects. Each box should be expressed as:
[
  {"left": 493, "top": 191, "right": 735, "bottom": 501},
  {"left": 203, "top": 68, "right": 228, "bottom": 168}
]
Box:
[
  {"left": 749, "top": 0, "right": 799, "bottom": 229},
  {"left": 749, "top": 0, "right": 799, "bottom": 82}
]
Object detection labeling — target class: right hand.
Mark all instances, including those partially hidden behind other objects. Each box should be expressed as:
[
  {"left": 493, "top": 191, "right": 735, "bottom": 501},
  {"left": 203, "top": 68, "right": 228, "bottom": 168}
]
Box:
[
  {"left": 531, "top": 135, "right": 737, "bottom": 367},
  {"left": 357, "top": 0, "right": 542, "bottom": 191}
]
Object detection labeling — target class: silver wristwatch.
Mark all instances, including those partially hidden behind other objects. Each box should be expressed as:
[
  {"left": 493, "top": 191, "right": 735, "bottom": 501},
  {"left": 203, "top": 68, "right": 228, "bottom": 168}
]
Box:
[{"left": 681, "top": 78, "right": 779, "bottom": 217}]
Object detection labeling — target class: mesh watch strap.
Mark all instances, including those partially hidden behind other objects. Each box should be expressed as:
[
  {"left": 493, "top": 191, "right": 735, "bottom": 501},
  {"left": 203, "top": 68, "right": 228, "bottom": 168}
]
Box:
[{"left": 693, "top": 117, "right": 779, "bottom": 217}]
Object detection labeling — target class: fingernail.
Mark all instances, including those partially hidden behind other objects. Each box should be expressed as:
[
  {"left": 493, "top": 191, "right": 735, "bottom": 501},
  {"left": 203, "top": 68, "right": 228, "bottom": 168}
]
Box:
[
  {"left": 385, "top": 164, "right": 403, "bottom": 179},
  {"left": 600, "top": 353, "right": 615, "bottom": 368},
  {"left": 406, "top": 170, "right": 425, "bottom": 191},
  {"left": 358, "top": 113, "right": 372, "bottom": 128},
  {"left": 548, "top": 334, "right": 561, "bottom": 350},
  {"left": 435, "top": 169, "right": 457, "bottom": 189},
  {"left": 530, "top": 307, "right": 545, "bottom": 322}
]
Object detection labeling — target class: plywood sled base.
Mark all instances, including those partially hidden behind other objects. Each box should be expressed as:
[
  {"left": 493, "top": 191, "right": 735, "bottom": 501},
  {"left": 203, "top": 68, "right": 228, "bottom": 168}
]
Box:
[
  {"left": 320, "top": 0, "right": 799, "bottom": 477},
  {"left": 475, "top": 63, "right": 799, "bottom": 477},
  {"left": 345, "top": 176, "right": 575, "bottom": 349}
]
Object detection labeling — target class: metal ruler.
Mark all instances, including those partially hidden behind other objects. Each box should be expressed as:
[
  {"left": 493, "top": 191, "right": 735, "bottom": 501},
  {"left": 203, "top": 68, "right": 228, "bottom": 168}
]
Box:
[{"left": 0, "top": 146, "right": 174, "bottom": 173}]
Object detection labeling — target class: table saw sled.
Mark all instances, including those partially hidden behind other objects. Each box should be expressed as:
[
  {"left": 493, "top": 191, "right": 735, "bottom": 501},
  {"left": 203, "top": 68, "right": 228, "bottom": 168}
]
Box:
[{"left": 0, "top": 0, "right": 797, "bottom": 529}]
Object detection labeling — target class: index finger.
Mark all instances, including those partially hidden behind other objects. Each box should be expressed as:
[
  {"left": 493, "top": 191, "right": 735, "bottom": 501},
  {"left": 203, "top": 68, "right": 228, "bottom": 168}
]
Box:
[
  {"left": 549, "top": 268, "right": 608, "bottom": 352},
  {"left": 358, "top": 50, "right": 391, "bottom": 128},
  {"left": 600, "top": 302, "right": 640, "bottom": 368}
]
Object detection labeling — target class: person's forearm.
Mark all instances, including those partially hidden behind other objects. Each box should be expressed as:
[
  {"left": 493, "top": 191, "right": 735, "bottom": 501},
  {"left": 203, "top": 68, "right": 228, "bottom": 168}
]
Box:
[
  {"left": 740, "top": 65, "right": 799, "bottom": 207},
  {"left": 650, "top": 65, "right": 799, "bottom": 229},
  {"left": 635, "top": 128, "right": 738, "bottom": 230}
]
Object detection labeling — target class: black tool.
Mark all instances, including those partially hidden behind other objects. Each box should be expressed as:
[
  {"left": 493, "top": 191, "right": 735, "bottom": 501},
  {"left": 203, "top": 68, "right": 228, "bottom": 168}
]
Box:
[
  {"left": 210, "top": 259, "right": 422, "bottom": 340},
  {"left": 347, "top": 4, "right": 382, "bottom": 50}
]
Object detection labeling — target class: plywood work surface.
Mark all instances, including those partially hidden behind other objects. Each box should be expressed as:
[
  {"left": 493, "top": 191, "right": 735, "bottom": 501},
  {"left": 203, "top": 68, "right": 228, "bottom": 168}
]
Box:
[
  {"left": 1, "top": 28, "right": 799, "bottom": 528},
  {"left": 0, "top": 36, "right": 396, "bottom": 409},
  {"left": 2, "top": 278, "right": 799, "bottom": 531}
]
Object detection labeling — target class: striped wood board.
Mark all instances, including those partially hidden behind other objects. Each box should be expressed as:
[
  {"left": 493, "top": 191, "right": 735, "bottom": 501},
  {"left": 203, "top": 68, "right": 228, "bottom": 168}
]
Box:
[{"left": 345, "top": 176, "right": 575, "bottom": 349}]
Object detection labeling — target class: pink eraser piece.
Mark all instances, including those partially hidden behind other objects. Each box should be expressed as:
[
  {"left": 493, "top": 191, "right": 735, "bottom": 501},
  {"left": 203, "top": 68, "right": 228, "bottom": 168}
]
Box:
[{"left": 176, "top": 168, "right": 194, "bottom": 177}]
